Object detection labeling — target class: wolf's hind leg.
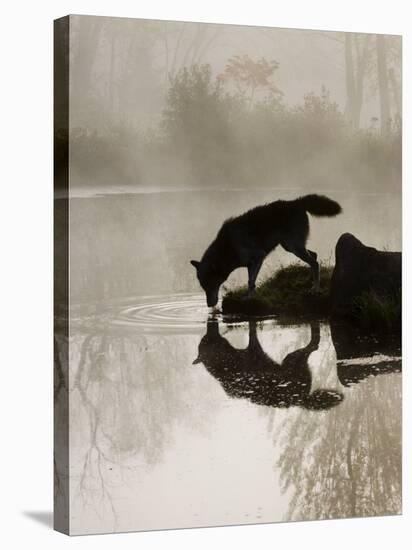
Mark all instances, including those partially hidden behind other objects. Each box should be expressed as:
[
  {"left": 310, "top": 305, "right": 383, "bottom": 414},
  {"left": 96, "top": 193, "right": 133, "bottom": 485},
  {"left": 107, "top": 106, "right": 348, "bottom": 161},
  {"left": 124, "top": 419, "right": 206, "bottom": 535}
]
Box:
[
  {"left": 247, "top": 256, "right": 264, "bottom": 296},
  {"left": 306, "top": 250, "right": 320, "bottom": 289},
  {"left": 283, "top": 242, "right": 320, "bottom": 289}
]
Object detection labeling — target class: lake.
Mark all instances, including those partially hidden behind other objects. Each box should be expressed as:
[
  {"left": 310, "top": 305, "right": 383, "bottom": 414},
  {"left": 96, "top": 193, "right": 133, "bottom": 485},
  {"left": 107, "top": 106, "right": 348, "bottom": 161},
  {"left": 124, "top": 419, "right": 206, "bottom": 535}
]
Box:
[{"left": 54, "top": 188, "right": 402, "bottom": 534}]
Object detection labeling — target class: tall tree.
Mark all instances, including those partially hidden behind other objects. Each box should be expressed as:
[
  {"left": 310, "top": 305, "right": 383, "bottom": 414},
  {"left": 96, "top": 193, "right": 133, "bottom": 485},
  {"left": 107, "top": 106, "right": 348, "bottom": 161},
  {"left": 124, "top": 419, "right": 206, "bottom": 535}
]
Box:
[
  {"left": 162, "top": 22, "right": 221, "bottom": 84},
  {"left": 376, "top": 34, "right": 391, "bottom": 134},
  {"left": 218, "top": 55, "right": 282, "bottom": 109},
  {"left": 344, "top": 34, "right": 356, "bottom": 127},
  {"left": 344, "top": 33, "right": 371, "bottom": 129},
  {"left": 388, "top": 68, "right": 401, "bottom": 122}
]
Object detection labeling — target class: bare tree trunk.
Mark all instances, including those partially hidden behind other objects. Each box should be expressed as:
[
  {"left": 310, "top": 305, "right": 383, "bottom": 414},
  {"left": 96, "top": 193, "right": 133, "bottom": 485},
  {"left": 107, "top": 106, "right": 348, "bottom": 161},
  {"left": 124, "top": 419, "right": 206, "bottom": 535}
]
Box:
[
  {"left": 345, "top": 34, "right": 356, "bottom": 128},
  {"left": 345, "top": 33, "right": 371, "bottom": 130},
  {"left": 388, "top": 67, "right": 401, "bottom": 122},
  {"left": 376, "top": 34, "right": 391, "bottom": 135},
  {"left": 169, "top": 27, "right": 185, "bottom": 81},
  {"left": 352, "top": 35, "right": 371, "bottom": 129}
]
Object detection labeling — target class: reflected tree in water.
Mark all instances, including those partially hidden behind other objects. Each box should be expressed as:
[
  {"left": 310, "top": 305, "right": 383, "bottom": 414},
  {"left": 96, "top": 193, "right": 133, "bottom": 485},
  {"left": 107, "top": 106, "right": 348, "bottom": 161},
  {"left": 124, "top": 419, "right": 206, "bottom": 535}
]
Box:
[
  {"left": 274, "top": 368, "right": 401, "bottom": 520},
  {"left": 64, "top": 322, "right": 220, "bottom": 527}
]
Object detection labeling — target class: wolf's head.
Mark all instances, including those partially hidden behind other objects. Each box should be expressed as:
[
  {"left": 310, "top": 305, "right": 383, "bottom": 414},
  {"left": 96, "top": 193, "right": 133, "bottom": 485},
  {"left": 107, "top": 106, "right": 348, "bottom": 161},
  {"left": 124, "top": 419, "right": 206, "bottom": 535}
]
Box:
[{"left": 190, "top": 259, "right": 222, "bottom": 307}]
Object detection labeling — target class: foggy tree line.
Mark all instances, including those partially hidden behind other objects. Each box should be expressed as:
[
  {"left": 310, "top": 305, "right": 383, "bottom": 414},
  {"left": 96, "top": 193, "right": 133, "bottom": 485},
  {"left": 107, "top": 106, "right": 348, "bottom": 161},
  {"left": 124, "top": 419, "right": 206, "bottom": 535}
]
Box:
[
  {"left": 343, "top": 32, "right": 401, "bottom": 133},
  {"left": 63, "top": 17, "right": 401, "bottom": 190}
]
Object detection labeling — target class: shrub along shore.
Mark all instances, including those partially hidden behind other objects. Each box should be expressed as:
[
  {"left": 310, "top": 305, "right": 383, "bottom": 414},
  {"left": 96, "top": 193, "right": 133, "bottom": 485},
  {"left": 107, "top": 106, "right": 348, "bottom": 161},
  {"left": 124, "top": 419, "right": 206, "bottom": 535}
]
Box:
[{"left": 221, "top": 264, "right": 401, "bottom": 333}]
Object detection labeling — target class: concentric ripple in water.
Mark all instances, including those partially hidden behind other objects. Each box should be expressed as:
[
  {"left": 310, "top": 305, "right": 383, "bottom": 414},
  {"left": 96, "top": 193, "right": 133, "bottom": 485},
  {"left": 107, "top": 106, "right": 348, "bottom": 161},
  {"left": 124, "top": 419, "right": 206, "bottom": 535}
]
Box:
[{"left": 113, "top": 293, "right": 221, "bottom": 333}]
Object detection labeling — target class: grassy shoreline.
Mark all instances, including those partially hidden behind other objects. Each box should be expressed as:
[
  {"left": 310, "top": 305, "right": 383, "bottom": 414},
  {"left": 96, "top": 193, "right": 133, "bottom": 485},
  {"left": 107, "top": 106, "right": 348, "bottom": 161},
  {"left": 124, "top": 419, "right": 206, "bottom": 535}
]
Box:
[{"left": 222, "top": 264, "right": 400, "bottom": 333}]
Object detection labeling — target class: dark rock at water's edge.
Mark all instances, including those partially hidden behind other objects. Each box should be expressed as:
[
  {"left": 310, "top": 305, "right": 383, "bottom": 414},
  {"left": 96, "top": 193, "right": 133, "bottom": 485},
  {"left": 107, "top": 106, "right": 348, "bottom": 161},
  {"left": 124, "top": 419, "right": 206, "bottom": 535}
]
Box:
[
  {"left": 330, "top": 232, "right": 401, "bottom": 316},
  {"left": 221, "top": 233, "right": 400, "bottom": 333}
]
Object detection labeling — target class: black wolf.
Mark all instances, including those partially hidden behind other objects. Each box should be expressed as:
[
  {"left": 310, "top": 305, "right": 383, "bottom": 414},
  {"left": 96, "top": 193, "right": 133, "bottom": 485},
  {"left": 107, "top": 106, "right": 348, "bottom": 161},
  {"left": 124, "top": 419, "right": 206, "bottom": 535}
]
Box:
[
  {"left": 193, "top": 320, "right": 343, "bottom": 410},
  {"left": 191, "top": 194, "right": 342, "bottom": 307}
]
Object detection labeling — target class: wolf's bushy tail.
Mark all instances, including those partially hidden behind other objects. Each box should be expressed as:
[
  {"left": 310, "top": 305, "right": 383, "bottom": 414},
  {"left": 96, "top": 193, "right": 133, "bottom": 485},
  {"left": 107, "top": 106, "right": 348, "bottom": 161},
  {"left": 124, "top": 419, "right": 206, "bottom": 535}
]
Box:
[{"left": 295, "top": 194, "right": 342, "bottom": 217}]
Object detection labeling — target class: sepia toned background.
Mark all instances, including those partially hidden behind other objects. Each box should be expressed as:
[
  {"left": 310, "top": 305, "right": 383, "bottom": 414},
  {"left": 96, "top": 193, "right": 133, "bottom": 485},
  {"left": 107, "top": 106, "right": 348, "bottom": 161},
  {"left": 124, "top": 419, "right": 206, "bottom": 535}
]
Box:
[
  {"left": 3, "top": 0, "right": 411, "bottom": 548},
  {"left": 53, "top": 13, "right": 402, "bottom": 536}
]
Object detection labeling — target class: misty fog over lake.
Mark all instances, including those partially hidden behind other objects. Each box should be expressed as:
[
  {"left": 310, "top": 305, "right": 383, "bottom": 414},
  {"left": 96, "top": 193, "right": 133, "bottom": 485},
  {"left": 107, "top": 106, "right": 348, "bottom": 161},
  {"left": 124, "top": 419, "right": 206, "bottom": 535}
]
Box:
[{"left": 54, "top": 15, "right": 402, "bottom": 535}]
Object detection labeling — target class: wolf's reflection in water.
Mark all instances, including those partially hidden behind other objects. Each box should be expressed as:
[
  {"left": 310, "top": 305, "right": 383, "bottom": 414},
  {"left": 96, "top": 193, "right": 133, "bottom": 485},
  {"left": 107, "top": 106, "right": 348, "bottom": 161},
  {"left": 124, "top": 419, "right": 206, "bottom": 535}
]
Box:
[
  {"left": 194, "top": 320, "right": 343, "bottom": 410},
  {"left": 194, "top": 319, "right": 401, "bottom": 411}
]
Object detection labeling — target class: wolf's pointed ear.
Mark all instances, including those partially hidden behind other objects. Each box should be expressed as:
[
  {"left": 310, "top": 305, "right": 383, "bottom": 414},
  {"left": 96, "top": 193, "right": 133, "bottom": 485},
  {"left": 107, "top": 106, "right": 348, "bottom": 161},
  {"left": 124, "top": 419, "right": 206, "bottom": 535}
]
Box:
[{"left": 190, "top": 260, "right": 200, "bottom": 270}]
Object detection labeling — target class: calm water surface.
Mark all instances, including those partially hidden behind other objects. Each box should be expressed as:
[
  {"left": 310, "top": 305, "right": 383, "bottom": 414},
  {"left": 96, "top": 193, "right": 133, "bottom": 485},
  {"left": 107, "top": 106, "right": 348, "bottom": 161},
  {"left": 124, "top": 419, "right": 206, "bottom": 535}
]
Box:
[{"left": 55, "top": 189, "right": 402, "bottom": 534}]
